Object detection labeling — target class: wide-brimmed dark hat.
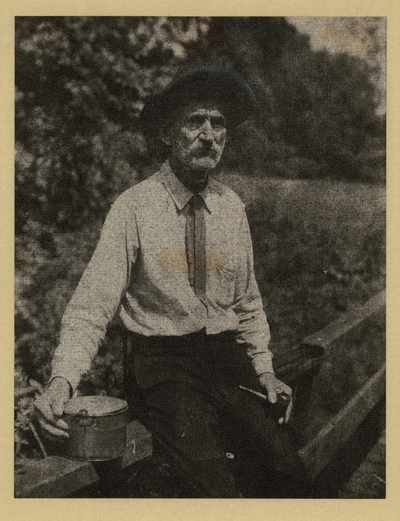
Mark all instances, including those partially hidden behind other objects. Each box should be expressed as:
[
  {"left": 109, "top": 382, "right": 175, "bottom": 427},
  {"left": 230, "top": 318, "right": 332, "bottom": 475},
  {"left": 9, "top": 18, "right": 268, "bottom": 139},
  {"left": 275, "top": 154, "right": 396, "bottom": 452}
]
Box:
[{"left": 140, "top": 66, "right": 257, "bottom": 159}]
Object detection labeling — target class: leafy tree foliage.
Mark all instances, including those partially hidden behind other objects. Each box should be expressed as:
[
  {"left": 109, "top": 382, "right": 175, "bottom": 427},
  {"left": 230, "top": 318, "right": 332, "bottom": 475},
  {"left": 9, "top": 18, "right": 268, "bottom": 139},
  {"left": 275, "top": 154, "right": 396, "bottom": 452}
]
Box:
[
  {"left": 208, "top": 17, "right": 384, "bottom": 179},
  {"left": 15, "top": 17, "right": 211, "bottom": 234},
  {"left": 272, "top": 41, "right": 383, "bottom": 178}
]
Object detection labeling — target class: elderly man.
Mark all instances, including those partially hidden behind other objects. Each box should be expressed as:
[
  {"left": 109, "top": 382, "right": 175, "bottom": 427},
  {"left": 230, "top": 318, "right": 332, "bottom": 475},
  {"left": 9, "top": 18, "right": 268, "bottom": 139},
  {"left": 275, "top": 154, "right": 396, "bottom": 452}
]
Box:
[{"left": 36, "top": 67, "right": 309, "bottom": 497}]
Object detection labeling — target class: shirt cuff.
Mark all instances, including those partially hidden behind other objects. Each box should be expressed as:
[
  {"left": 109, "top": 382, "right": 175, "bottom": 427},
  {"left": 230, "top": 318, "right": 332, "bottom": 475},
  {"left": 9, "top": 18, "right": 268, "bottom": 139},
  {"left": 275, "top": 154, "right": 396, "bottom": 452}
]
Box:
[
  {"left": 48, "top": 376, "right": 73, "bottom": 398},
  {"left": 50, "top": 367, "right": 82, "bottom": 394},
  {"left": 251, "top": 351, "right": 275, "bottom": 376}
]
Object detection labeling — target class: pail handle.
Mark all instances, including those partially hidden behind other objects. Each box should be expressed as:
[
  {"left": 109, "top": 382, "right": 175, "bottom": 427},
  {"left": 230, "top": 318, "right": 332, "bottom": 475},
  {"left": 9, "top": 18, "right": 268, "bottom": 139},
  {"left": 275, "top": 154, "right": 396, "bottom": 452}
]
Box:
[{"left": 68, "top": 408, "right": 96, "bottom": 427}]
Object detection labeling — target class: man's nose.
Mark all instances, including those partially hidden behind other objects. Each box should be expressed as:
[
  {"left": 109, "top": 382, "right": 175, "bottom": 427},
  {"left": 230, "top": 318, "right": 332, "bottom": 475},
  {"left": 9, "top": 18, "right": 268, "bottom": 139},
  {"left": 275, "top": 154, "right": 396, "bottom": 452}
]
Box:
[{"left": 199, "top": 120, "right": 214, "bottom": 142}]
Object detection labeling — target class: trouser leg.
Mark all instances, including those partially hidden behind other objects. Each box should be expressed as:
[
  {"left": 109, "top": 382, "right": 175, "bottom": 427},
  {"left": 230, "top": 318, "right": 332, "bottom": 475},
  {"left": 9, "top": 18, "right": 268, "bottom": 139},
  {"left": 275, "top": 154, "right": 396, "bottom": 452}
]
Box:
[
  {"left": 138, "top": 381, "right": 239, "bottom": 498},
  {"left": 218, "top": 384, "right": 313, "bottom": 497}
]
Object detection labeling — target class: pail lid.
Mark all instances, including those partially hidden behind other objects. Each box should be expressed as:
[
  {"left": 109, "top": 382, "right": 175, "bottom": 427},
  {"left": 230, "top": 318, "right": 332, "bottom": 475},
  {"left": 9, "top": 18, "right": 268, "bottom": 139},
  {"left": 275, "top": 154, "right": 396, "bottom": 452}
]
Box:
[{"left": 64, "top": 396, "right": 128, "bottom": 417}]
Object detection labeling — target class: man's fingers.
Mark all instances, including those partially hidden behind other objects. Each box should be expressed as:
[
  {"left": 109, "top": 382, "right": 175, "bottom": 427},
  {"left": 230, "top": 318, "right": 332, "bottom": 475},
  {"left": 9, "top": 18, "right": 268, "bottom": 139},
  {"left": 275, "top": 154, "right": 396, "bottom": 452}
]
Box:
[
  {"left": 37, "top": 415, "right": 69, "bottom": 439},
  {"left": 36, "top": 410, "right": 69, "bottom": 432},
  {"left": 52, "top": 398, "right": 66, "bottom": 417},
  {"left": 277, "top": 382, "right": 292, "bottom": 398},
  {"left": 259, "top": 373, "right": 278, "bottom": 403},
  {"left": 33, "top": 379, "right": 71, "bottom": 443},
  {"left": 284, "top": 398, "right": 293, "bottom": 423},
  {"left": 54, "top": 417, "right": 69, "bottom": 432},
  {"left": 35, "top": 394, "right": 69, "bottom": 440},
  {"left": 34, "top": 396, "right": 55, "bottom": 423},
  {"left": 274, "top": 381, "right": 293, "bottom": 424},
  {"left": 266, "top": 383, "right": 277, "bottom": 404}
]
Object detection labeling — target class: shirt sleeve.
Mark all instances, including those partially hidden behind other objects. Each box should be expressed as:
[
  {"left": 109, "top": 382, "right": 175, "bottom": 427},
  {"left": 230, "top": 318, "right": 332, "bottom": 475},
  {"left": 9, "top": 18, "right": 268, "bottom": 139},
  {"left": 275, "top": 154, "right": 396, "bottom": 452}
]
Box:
[
  {"left": 50, "top": 195, "right": 139, "bottom": 392},
  {"left": 232, "top": 207, "right": 274, "bottom": 376}
]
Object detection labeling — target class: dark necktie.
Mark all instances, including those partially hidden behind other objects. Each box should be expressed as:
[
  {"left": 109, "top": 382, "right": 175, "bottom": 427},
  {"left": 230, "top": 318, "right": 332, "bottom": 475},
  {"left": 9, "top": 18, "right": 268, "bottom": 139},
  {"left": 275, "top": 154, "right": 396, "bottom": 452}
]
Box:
[{"left": 186, "top": 193, "right": 207, "bottom": 306}]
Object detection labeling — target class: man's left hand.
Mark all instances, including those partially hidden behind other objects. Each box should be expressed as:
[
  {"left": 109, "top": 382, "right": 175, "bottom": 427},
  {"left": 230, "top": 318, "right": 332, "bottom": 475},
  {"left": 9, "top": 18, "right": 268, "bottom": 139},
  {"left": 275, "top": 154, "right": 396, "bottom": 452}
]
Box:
[{"left": 258, "top": 372, "right": 293, "bottom": 424}]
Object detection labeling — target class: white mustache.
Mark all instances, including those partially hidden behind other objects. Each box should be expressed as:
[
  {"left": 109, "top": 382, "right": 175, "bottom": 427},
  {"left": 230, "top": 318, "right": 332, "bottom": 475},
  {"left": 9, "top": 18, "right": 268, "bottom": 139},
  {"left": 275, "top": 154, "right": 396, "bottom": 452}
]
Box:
[{"left": 192, "top": 143, "right": 219, "bottom": 157}]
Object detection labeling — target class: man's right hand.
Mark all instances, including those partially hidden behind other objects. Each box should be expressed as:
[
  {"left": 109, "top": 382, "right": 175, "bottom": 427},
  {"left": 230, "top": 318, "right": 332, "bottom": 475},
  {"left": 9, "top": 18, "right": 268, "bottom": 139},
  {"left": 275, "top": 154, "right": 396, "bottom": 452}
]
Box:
[{"left": 35, "top": 377, "right": 71, "bottom": 440}]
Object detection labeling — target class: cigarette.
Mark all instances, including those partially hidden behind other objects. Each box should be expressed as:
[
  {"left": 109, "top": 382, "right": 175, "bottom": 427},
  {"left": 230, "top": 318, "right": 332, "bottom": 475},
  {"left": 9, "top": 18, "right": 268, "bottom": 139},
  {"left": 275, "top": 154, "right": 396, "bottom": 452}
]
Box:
[{"left": 239, "top": 385, "right": 267, "bottom": 400}]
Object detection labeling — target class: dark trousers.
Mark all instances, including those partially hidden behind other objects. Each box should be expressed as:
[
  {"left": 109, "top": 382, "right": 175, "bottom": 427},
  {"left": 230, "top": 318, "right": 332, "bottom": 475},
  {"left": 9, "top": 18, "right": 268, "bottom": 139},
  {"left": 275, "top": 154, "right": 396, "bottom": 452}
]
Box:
[{"left": 127, "top": 330, "right": 310, "bottom": 498}]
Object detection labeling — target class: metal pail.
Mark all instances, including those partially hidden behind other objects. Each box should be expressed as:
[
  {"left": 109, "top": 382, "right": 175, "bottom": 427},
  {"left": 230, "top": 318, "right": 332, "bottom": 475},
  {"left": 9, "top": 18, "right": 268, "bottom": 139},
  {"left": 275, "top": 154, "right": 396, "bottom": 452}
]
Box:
[{"left": 63, "top": 396, "right": 128, "bottom": 461}]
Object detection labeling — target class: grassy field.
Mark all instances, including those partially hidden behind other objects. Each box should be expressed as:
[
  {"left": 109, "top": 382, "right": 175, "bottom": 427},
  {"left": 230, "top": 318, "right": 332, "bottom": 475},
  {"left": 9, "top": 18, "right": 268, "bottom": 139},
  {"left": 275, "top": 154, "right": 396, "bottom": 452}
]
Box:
[{"left": 217, "top": 173, "right": 385, "bottom": 356}]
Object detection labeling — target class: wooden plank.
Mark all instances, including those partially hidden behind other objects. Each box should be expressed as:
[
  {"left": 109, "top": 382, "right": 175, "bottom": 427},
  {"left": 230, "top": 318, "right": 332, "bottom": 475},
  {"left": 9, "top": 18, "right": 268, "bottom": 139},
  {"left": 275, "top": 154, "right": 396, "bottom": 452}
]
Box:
[
  {"left": 301, "top": 290, "right": 385, "bottom": 351},
  {"left": 298, "top": 363, "right": 386, "bottom": 479},
  {"left": 274, "top": 344, "right": 324, "bottom": 383},
  {"left": 15, "top": 420, "right": 153, "bottom": 498},
  {"left": 338, "top": 431, "right": 386, "bottom": 498},
  {"left": 15, "top": 456, "right": 99, "bottom": 498}
]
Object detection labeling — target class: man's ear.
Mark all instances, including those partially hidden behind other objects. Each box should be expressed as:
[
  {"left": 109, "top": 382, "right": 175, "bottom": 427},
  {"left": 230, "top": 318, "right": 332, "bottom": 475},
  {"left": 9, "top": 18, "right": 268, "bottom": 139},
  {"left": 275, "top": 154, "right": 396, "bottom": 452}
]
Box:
[{"left": 160, "top": 127, "right": 172, "bottom": 146}]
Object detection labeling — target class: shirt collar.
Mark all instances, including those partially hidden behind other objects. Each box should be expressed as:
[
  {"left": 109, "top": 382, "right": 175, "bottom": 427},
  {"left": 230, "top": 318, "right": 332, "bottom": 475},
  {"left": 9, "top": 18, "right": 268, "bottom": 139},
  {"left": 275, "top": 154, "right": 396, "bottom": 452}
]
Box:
[{"left": 159, "top": 160, "right": 223, "bottom": 213}]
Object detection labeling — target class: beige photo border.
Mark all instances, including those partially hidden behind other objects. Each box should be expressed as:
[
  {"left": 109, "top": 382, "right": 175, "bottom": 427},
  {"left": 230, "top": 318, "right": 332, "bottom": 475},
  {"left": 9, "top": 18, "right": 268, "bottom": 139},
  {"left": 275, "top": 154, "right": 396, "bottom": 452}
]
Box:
[{"left": 1, "top": 2, "right": 399, "bottom": 520}]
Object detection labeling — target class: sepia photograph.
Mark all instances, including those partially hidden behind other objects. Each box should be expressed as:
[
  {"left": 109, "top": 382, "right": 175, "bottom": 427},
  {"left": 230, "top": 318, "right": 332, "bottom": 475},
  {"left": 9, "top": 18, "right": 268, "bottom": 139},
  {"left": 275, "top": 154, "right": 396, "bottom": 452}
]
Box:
[{"left": 13, "top": 16, "right": 386, "bottom": 502}]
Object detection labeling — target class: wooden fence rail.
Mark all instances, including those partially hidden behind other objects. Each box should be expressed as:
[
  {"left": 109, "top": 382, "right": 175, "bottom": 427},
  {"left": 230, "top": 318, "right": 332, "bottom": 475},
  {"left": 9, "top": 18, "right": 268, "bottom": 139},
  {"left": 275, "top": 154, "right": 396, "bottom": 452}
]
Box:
[{"left": 15, "top": 290, "right": 385, "bottom": 498}]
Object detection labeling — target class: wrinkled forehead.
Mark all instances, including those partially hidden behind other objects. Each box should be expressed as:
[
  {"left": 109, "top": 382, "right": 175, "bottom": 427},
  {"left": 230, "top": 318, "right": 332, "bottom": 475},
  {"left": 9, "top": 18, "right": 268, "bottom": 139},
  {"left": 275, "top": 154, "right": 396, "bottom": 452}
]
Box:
[{"left": 161, "top": 96, "right": 228, "bottom": 128}]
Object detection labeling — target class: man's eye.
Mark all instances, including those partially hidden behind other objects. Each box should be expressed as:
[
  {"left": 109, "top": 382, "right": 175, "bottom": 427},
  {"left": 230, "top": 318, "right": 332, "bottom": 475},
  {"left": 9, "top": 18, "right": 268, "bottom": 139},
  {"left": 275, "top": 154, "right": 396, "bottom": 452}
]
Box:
[
  {"left": 211, "top": 118, "right": 226, "bottom": 130},
  {"left": 188, "top": 116, "right": 204, "bottom": 129}
]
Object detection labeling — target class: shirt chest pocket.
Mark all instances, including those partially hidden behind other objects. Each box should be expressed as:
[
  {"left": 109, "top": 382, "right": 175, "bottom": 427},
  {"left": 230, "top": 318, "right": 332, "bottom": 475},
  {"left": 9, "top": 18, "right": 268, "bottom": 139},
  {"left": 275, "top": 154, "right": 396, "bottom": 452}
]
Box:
[{"left": 214, "top": 267, "right": 236, "bottom": 309}]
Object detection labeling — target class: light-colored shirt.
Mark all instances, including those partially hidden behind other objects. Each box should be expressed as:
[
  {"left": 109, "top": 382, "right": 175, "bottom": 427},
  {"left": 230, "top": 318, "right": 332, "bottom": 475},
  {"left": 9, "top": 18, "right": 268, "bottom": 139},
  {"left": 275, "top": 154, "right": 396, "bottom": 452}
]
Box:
[{"left": 51, "top": 161, "right": 274, "bottom": 392}]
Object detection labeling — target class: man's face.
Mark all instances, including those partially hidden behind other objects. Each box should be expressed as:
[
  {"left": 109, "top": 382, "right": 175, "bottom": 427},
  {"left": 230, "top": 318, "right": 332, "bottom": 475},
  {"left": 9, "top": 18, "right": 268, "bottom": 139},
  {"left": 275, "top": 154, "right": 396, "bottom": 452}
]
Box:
[{"left": 162, "top": 101, "right": 227, "bottom": 173}]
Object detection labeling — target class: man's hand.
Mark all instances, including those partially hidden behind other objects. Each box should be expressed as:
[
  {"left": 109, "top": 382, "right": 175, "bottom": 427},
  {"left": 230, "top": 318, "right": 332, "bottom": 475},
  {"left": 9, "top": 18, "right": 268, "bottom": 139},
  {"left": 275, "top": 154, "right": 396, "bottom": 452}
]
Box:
[
  {"left": 35, "top": 377, "right": 71, "bottom": 440},
  {"left": 258, "top": 372, "right": 293, "bottom": 424}
]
